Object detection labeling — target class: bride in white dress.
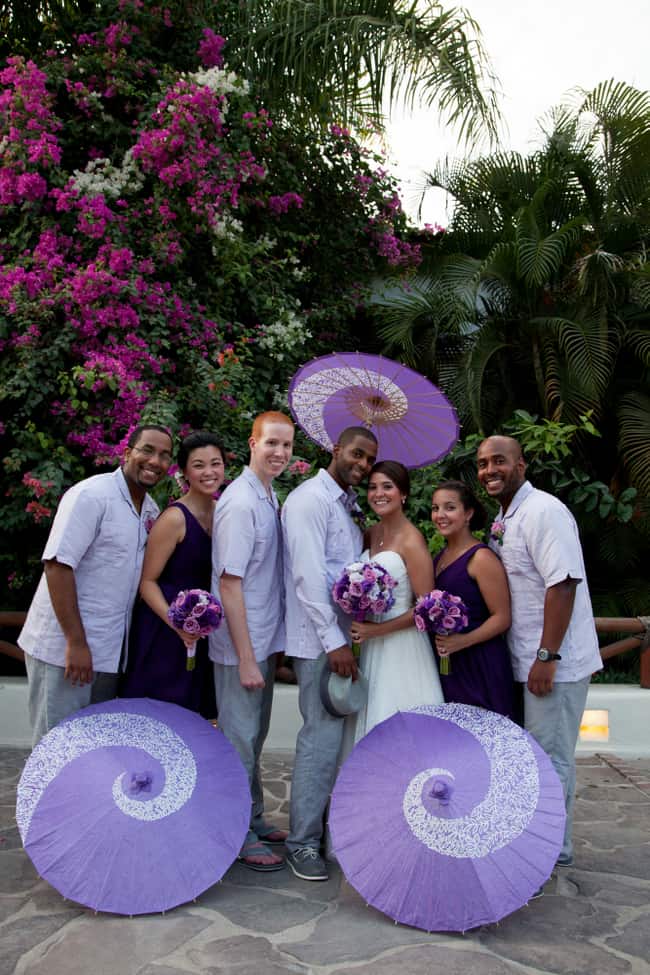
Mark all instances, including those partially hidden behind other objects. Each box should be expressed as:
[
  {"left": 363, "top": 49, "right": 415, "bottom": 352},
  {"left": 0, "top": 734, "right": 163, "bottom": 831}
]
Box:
[{"left": 346, "top": 461, "right": 443, "bottom": 744}]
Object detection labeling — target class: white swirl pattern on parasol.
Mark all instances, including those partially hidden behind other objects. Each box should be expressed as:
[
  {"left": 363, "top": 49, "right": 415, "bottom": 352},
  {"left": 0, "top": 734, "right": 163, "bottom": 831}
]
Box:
[
  {"left": 16, "top": 712, "right": 197, "bottom": 840},
  {"left": 403, "top": 704, "right": 539, "bottom": 857},
  {"left": 290, "top": 367, "right": 409, "bottom": 448}
]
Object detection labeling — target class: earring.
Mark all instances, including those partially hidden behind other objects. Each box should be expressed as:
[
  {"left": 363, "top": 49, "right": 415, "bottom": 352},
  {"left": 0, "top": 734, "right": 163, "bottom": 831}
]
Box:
[{"left": 401, "top": 498, "right": 406, "bottom": 505}]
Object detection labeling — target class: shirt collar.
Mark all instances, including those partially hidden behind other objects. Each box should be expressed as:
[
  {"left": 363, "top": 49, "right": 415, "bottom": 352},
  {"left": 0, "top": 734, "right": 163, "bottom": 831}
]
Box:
[
  {"left": 501, "top": 480, "right": 533, "bottom": 520},
  {"left": 115, "top": 467, "right": 157, "bottom": 519},
  {"left": 317, "top": 468, "right": 358, "bottom": 509},
  {"left": 241, "top": 465, "right": 278, "bottom": 506}
]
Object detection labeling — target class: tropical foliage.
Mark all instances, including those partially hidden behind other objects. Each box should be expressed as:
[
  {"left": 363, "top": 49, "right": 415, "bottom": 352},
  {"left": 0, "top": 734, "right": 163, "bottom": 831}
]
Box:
[
  {"left": 373, "top": 80, "right": 650, "bottom": 617},
  {"left": 1, "top": 0, "right": 439, "bottom": 599},
  {"left": 1, "top": 0, "right": 499, "bottom": 136}
]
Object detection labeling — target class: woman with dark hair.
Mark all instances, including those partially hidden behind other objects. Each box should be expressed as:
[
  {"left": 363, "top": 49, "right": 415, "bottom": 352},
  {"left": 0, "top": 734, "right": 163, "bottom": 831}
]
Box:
[
  {"left": 122, "top": 431, "right": 225, "bottom": 713},
  {"left": 346, "top": 460, "right": 443, "bottom": 743},
  {"left": 431, "top": 480, "right": 514, "bottom": 717}
]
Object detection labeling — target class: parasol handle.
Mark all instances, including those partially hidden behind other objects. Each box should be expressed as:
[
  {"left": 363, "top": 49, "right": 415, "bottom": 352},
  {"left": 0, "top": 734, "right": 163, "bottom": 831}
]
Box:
[
  {"left": 430, "top": 779, "right": 451, "bottom": 805},
  {"left": 129, "top": 771, "right": 153, "bottom": 794}
]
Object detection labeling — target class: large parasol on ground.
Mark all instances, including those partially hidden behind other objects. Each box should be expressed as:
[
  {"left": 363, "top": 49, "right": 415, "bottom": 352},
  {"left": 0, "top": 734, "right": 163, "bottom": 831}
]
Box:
[
  {"left": 16, "top": 698, "right": 251, "bottom": 915},
  {"left": 329, "top": 704, "right": 565, "bottom": 932},
  {"left": 288, "top": 352, "right": 459, "bottom": 468}
]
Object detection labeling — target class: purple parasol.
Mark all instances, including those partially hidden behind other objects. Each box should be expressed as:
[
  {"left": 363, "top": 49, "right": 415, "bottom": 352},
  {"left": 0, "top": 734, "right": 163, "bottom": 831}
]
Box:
[
  {"left": 329, "top": 704, "right": 565, "bottom": 932},
  {"left": 288, "top": 352, "right": 459, "bottom": 468},
  {"left": 16, "top": 698, "right": 250, "bottom": 915}
]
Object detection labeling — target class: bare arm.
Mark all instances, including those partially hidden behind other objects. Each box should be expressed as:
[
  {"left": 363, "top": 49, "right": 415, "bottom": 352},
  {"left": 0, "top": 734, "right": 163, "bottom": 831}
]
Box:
[
  {"left": 219, "top": 573, "right": 265, "bottom": 690},
  {"left": 527, "top": 578, "right": 577, "bottom": 696},
  {"left": 436, "top": 548, "right": 511, "bottom": 656},
  {"left": 43, "top": 559, "right": 93, "bottom": 686},
  {"left": 138, "top": 507, "right": 194, "bottom": 647}
]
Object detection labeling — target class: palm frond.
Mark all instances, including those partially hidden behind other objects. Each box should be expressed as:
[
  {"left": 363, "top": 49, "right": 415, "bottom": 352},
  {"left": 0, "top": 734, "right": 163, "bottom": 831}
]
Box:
[
  {"left": 238, "top": 0, "right": 500, "bottom": 140},
  {"left": 623, "top": 329, "right": 650, "bottom": 366},
  {"left": 462, "top": 326, "right": 509, "bottom": 431},
  {"left": 617, "top": 393, "right": 650, "bottom": 495},
  {"left": 515, "top": 183, "right": 584, "bottom": 287},
  {"left": 540, "top": 312, "right": 617, "bottom": 404}
]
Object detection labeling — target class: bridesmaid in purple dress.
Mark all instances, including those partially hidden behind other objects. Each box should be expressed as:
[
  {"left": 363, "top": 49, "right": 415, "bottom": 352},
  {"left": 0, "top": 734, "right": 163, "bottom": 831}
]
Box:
[
  {"left": 431, "top": 480, "right": 515, "bottom": 718},
  {"left": 122, "top": 431, "right": 225, "bottom": 714}
]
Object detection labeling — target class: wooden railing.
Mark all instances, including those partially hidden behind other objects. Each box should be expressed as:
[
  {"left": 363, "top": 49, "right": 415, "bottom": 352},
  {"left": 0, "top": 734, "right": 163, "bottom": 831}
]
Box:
[
  {"left": 595, "top": 617, "right": 650, "bottom": 689},
  {"left": 1, "top": 612, "right": 649, "bottom": 687}
]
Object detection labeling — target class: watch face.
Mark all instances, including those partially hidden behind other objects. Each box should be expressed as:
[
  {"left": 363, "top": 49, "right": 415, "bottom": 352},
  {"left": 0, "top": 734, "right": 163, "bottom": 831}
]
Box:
[{"left": 537, "top": 649, "right": 550, "bottom": 661}]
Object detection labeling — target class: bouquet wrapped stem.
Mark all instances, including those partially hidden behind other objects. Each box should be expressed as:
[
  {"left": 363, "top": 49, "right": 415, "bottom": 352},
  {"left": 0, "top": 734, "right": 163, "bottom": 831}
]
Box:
[
  {"left": 350, "top": 613, "right": 365, "bottom": 658},
  {"left": 186, "top": 641, "right": 197, "bottom": 671}
]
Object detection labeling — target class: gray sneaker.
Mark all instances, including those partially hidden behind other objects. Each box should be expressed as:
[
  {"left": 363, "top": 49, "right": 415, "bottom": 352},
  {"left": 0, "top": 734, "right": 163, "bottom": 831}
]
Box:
[{"left": 287, "top": 847, "right": 328, "bottom": 881}]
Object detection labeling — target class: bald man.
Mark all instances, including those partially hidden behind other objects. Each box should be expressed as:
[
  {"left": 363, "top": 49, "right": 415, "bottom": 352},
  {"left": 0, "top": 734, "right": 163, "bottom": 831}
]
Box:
[{"left": 477, "top": 435, "right": 602, "bottom": 869}]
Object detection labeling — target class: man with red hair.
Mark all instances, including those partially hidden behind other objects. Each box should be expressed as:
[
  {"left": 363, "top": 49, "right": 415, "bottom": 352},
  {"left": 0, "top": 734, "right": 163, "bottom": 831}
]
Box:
[{"left": 209, "top": 411, "right": 294, "bottom": 871}]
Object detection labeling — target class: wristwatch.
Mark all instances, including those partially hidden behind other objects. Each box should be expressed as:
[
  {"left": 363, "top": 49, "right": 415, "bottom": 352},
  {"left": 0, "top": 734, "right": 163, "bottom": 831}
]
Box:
[{"left": 536, "top": 647, "right": 562, "bottom": 662}]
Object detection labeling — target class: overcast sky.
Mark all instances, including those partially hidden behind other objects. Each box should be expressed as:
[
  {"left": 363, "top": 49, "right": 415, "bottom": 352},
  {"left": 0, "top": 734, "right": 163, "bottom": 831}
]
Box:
[{"left": 386, "top": 0, "right": 650, "bottom": 225}]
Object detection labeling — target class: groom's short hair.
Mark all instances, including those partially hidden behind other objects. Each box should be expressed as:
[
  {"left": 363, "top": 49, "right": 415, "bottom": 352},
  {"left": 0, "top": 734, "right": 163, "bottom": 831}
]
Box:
[{"left": 337, "top": 426, "right": 378, "bottom": 447}]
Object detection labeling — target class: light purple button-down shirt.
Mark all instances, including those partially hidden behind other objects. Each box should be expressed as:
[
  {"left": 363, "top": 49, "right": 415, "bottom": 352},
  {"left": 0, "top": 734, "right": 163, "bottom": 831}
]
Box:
[
  {"left": 209, "top": 466, "right": 284, "bottom": 665},
  {"left": 489, "top": 480, "right": 601, "bottom": 682},
  {"left": 282, "top": 468, "right": 363, "bottom": 659},
  {"left": 18, "top": 468, "right": 159, "bottom": 673}
]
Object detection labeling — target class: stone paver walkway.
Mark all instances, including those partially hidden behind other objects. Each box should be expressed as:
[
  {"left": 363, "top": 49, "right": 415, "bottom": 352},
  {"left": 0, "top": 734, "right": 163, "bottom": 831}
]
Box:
[{"left": 1, "top": 750, "right": 649, "bottom": 975}]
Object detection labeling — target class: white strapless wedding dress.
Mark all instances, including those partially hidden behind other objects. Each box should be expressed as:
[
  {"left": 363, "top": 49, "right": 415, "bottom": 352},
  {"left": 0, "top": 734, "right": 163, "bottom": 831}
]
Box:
[{"left": 345, "top": 549, "right": 444, "bottom": 747}]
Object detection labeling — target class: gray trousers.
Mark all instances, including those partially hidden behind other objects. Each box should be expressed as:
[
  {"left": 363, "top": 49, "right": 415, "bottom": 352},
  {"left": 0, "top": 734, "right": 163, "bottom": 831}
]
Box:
[
  {"left": 286, "top": 654, "right": 346, "bottom": 855},
  {"left": 213, "top": 655, "right": 276, "bottom": 839},
  {"left": 523, "top": 675, "right": 590, "bottom": 861},
  {"left": 24, "top": 653, "right": 119, "bottom": 747}
]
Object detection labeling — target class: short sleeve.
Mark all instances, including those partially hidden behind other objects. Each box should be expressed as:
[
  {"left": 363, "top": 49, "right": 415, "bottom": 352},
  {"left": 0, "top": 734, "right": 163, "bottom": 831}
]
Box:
[
  {"left": 524, "top": 500, "right": 584, "bottom": 589},
  {"left": 214, "top": 492, "right": 256, "bottom": 578},
  {"left": 42, "top": 486, "right": 103, "bottom": 569}
]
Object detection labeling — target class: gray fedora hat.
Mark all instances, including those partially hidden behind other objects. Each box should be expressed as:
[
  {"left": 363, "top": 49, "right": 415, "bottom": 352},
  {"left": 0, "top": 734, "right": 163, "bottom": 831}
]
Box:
[{"left": 317, "top": 653, "right": 368, "bottom": 718}]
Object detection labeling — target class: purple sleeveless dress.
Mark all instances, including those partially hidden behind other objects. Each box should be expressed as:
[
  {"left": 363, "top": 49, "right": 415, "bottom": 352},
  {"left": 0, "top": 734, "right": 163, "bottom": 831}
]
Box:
[
  {"left": 433, "top": 542, "right": 515, "bottom": 718},
  {"left": 121, "top": 502, "right": 215, "bottom": 715}
]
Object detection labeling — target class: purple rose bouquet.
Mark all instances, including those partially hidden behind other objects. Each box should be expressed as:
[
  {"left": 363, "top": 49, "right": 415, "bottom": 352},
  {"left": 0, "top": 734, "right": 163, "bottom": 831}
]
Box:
[
  {"left": 332, "top": 560, "right": 398, "bottom": 656},
  {"left": 167, "top": 588, "right": 223, "bottom": 670},
  {"left": 413, "top": 589, "right": 469, "bottom": 675}
]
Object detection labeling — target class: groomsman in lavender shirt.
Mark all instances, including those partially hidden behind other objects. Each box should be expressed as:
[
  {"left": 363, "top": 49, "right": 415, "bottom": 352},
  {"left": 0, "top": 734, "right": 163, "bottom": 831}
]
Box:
[
  {"left": 477, "top": 435, "right": 602, "bottom": 869},
  {"left": 19, "top": 425, "right": 172, "bottom": 745},
  {"left": 282, "top": 426, "right": 378, "bottom": 881},
  {"left": 210, "top": 411, "right": 294, "bottom": 871}
]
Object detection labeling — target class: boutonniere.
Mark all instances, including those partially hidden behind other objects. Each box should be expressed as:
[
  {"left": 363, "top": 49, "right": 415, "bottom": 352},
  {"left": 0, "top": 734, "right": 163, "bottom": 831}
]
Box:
[
  {"left": 144, "top": 514, "right": 156, "bottom": 534},
  {"left": 490, "top": 519, "right": 505, "bottom": 546},
  {"left": 350, "top": 505, "right": 367, "bottom": 532}
]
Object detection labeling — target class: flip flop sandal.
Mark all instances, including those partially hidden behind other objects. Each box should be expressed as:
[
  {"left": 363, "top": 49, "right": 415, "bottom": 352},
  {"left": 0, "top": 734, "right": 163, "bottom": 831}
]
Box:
[
  {"left": 237, "top": 840, "right": 285, "bottom": 872},
  {"left": 257, "top": 825, "right": 288, "bottom": 845}
]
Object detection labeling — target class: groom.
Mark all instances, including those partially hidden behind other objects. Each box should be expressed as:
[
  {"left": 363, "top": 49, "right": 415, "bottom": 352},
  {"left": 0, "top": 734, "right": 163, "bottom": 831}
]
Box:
[{"left": 282, "top": 426, "right": 377, "bottom": 881}]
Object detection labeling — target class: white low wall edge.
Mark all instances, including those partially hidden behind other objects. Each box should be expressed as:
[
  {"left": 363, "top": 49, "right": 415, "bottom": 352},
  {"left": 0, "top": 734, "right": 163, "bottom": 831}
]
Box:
[{"left": 1, "top": 678, "right": 648, "bottom": 756}]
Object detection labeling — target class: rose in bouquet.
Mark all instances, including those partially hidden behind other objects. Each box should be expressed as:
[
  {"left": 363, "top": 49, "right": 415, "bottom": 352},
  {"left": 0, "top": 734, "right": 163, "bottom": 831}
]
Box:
[
  {"left": 167, "top": 588, "right": 223, "bottom": 670},
  {"left": 332, "top": 560, "right": 398, "bottom": 656},
  {"left": 413, "top": 589, "right": 469, "bottom": 675}
]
